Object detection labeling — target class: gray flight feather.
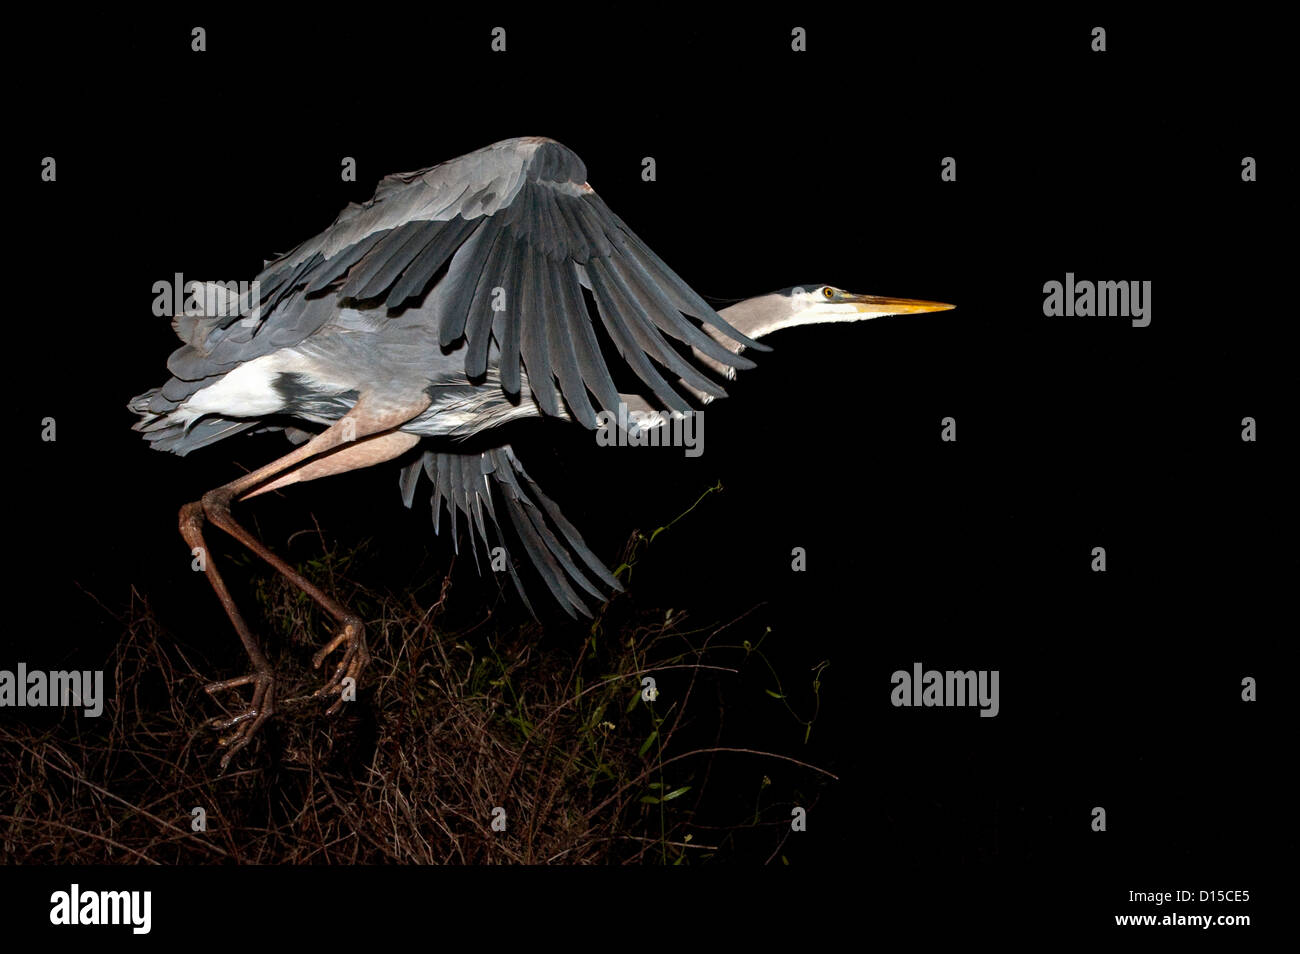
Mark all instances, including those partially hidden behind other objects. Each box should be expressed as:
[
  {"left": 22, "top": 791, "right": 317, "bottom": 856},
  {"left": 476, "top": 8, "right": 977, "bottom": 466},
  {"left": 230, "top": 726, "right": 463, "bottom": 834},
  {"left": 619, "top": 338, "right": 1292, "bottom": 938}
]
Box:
[
  {"left": 128, "top": 136, "right": 788, "bottom": 619},
  {"left": 399, "top": 444, "right": 622, "bottom": 618}
]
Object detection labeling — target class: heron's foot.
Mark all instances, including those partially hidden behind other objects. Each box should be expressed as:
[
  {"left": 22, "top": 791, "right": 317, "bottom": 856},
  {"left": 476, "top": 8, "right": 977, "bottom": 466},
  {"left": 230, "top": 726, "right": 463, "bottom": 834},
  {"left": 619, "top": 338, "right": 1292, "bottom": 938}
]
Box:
[
  {"left": 204, "top": 669, "right": 275, "bottom": 770},
  {"left": 311, "top": 617, "right": 368, "bottom": 715}
]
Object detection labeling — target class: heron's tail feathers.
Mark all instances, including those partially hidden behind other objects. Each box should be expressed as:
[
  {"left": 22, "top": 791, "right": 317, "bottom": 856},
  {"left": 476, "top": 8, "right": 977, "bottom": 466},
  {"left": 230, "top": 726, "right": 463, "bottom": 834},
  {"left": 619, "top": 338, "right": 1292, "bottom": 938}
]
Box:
[
  {"left": 400, "top": 444, "right": 622, "bottom": 618},
  {"left": 128, "top": 387, "right": 264, "bottom": 456}
]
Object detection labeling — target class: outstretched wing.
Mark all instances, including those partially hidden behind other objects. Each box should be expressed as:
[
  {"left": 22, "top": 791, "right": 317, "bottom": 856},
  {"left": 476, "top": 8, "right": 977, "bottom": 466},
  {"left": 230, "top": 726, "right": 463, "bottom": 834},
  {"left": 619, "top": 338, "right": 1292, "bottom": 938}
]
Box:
[
  {"left": 399, "top": 444, "right": 622, "bottom": 619},
  {"left": 246, "top": 137, "right": 768, "bottom": 425}
]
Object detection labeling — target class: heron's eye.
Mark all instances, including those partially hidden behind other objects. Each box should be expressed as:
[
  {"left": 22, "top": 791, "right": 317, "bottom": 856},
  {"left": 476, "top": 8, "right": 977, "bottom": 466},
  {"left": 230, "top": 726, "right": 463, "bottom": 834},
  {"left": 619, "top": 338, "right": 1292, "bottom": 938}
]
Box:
[{"left": 823, "top": 287, "right": 834, "bottom": 299}]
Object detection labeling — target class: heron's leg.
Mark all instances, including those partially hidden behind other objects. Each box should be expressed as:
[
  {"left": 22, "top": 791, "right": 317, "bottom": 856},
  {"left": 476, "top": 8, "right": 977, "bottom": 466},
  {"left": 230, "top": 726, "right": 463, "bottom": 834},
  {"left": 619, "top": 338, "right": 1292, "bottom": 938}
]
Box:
[
  {"left": 192, "top": 397, "right": 429, "bottom": 710},
  {"left": 179, "top": 501, "right": 275, "bottom": 768},
  {"left": 203, "top": 431, "right": 424, "bottom": 708}
]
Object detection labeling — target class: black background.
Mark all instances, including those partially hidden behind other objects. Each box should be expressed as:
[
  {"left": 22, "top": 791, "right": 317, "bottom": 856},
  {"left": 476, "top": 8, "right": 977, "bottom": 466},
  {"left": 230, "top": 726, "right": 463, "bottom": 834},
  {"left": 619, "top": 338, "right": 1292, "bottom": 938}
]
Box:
[{"left": 7, "top": 7, "right": 1286, "bottom": 939}]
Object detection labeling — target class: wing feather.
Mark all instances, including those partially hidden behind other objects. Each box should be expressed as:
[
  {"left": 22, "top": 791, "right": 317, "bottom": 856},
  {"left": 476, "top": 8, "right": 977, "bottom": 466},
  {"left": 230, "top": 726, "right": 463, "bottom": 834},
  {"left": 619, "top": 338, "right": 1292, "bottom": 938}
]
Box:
[
  {"left": 195, "top": 138, "right": 761, "bottom": 421},
  {"left": 402, "top": 444, "right": 621, "bottom": 618}
]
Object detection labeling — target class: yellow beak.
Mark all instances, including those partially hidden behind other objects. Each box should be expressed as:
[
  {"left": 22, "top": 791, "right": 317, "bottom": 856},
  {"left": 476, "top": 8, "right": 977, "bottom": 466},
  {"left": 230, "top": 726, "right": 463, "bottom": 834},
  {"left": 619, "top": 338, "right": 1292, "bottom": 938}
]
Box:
[{"left": 844, "top": 293, "right": 956, "bottom": 316}]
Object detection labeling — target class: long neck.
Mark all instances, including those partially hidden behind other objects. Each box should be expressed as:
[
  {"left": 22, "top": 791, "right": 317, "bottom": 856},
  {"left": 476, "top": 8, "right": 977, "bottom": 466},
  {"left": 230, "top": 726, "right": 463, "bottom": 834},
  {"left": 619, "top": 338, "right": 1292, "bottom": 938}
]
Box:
[
  {"left": 690, "top": 293, "right": 820, "bottom": 377},
  {"left": 629, "top": 293, "right": 832, "bottom": 409},
  {"left": 716, "top": 292, "right": 810, "bottom": 343}
]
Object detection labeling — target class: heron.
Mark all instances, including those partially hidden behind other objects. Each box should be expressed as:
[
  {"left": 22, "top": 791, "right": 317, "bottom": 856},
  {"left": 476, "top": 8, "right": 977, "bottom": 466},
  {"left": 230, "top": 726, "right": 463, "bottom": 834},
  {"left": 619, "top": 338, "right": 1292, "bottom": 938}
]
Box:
[{"left": 130, "top": 136, "right": 953, "bottom": 765}]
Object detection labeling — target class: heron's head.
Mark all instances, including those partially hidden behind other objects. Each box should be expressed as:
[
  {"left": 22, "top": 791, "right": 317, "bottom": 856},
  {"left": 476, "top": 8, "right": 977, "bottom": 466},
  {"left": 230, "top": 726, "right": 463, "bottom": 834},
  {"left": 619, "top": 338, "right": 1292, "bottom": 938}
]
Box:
[
  {"left": 706, "top": 284, "right": 957, "bottom": 367},
  {"left": 780, "top": 284, "right": 955, "bottom": 324}
]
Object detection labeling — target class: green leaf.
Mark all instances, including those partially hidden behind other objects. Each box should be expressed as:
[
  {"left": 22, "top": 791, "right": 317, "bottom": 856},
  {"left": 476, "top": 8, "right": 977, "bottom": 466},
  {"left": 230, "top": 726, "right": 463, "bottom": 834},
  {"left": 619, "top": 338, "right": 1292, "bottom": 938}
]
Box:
[
  {"left": 765, "top": 689, "right": 786, "bottom": 699},
  {"left": 662, "top": 786, "right": 691, "bottom": 801},
  {"left": 640, "top": 795, "right": 661, "bottom": 804},
  {"left": 638, "top": 729, "right": 659, "bottom": 757}
]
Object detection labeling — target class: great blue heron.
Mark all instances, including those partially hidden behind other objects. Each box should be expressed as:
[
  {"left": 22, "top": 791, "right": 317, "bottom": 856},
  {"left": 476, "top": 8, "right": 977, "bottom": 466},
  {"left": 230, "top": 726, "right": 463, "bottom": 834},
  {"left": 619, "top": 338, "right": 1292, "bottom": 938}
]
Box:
[{"left": 130, "top": 136, "right": 953, "bottom": 764}]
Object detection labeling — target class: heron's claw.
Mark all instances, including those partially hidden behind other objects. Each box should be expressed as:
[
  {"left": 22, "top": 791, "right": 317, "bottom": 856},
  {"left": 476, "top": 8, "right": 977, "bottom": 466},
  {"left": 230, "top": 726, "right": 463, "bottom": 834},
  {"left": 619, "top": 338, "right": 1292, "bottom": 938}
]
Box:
[
  {"left": 311, "top": 618, "right": 368, "bottom": 715},
  {"left": 204, "top": 670, "right": 275, "bottom": 770}
]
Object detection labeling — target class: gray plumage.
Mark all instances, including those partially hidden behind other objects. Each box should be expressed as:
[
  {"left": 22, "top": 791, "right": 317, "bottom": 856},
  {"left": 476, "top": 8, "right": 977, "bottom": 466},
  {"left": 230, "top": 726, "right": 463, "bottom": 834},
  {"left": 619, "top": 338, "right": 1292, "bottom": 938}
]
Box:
[
  {"left": 132, "top": 136, "right": 952, "bottom": 617},
  {"left": 130, "top": 138, "right": 765, "bottom": 615}
]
